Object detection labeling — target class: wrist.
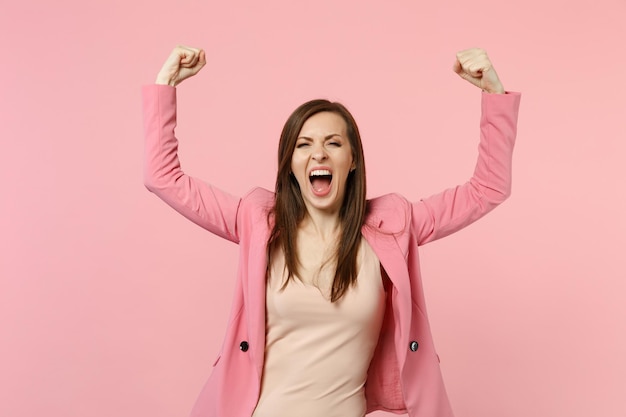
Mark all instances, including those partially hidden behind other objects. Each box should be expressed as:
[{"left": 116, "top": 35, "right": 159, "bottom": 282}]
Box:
[
  {"left": 155, "top": 73, "right": 177, "bottom": 87},
  {"left": 483, "top": 87, "right": 505, "bottom": 94}
]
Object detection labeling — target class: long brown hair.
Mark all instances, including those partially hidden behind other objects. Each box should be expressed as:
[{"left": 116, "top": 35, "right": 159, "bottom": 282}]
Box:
[{"left": 266, "top": 99, "right": 367, "bottom": 302}]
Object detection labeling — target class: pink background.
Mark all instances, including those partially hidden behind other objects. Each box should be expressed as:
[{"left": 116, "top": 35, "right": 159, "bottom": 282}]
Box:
[{"left": 1, "top": 0, "right": 624, "bottom": 416}]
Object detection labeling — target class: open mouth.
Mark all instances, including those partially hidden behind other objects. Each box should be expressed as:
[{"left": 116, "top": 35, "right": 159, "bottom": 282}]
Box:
[{"left": 309, "top": 169, "right": 333, "bottom": 194}]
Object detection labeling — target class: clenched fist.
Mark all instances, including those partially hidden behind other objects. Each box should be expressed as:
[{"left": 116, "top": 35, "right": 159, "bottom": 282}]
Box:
[
  {"left": 156, "top": 45, "right": 206, "bottom": 87},
  {"left": 453, "top": 48, "right": 505, "bottom": 94}
]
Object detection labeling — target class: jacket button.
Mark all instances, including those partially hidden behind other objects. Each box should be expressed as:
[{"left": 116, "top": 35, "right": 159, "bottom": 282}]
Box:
[
  {"left": 239, "top": 341, "right": 249, "bottom": 352},
  {"left": 409, "top": 341, "right": 419, "bottom": 352}
]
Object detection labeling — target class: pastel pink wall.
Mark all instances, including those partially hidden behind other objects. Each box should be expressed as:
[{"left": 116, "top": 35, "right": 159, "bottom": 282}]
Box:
[{"left": 1, "top": 1, "right": 624, "bottom": 416}]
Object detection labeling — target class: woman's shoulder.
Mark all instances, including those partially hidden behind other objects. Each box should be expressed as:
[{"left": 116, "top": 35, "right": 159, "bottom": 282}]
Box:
[
  {"left": 367, "top": 193, "right": 410, "bottom": 211},
  {"left": 366, "top": 193, "right": 411, "bottom": 232},
  {"left": 239, "top": 187, "right": 275, "bottom": 213},
  {"left": 230, "top": 187, "right": 275, "bottom": 233},
  {"left": 242, "top": 186, "right": 275, "bottom": 201}
]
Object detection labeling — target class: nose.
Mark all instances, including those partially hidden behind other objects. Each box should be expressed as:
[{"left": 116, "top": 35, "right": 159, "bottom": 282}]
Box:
[{"left": 311, "top": 143, "right": 327, "bottom": 161}]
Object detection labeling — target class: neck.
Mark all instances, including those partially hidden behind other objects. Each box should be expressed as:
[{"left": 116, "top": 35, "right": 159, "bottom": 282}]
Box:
[{"left": 299, "top": 208, "right": 341, "bottom": 240}]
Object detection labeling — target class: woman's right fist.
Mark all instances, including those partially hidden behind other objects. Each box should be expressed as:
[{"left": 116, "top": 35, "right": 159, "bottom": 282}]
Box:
[{"left": 155, "top": 45, "right": 206, "bottom": 87}]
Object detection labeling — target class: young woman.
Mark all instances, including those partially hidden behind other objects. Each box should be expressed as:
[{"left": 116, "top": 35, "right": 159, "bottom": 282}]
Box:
[{"left": 142, "top": 45, "right": 521, "bottom": 417}]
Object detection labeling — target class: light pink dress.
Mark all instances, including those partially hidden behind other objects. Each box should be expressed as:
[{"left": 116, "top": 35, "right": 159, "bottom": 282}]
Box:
[{"left": 251, "top": 240, "right": 386, "bottom": 417}]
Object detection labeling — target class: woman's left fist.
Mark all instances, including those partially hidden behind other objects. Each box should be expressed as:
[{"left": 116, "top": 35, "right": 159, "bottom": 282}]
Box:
[{"left": 453, "top": 48, "right": 505, "bottom": 94}]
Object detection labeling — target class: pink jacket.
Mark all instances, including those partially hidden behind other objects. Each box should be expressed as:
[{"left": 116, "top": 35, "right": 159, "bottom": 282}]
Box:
[{"left": 142, "top": 85, "right": 521, "bottom": 417}]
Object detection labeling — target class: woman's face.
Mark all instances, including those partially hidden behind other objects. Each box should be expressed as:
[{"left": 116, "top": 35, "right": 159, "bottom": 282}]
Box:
[{"left": 291, "top": 111, "right": 355, "bottom": 216}]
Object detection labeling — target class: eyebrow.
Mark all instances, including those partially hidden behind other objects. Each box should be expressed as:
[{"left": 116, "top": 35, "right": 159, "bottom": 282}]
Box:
[{"left": 297, "top": 134, "right": 343, "bottom": 141}]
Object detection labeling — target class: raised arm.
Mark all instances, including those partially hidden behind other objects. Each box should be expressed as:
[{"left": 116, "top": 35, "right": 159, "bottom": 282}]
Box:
[
  {"left": 412, "top": 48, "right": 521, "bottom": 245},
  {"left": 143, "top": 46, "right": 241, "bottom": 243}
]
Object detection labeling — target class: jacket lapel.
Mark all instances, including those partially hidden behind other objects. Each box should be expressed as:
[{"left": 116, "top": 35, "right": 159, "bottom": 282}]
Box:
[
  {"left": 247, "top": 227, "right": 269, "bottom": 380},
  {"left": 362, "top": 217, "right": 412, "bottom": 370}
]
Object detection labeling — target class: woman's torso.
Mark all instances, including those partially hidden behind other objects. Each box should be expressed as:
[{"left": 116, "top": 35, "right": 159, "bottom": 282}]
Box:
[{"left": 251, "top": 238, "right": 386, "bottom": 417}]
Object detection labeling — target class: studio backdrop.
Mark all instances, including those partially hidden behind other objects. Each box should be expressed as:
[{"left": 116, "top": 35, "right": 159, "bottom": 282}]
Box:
[{"left": 1, "top": 1, "right": 624, "bottom": 416}]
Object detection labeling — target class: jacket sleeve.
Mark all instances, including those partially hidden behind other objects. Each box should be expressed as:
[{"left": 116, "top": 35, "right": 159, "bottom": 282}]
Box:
[
  {"left": 142, "top": 84, "right": 241, "bottom": 243},
  {"left": 412, "top": 91, "right": 521, "bottom": 246}
]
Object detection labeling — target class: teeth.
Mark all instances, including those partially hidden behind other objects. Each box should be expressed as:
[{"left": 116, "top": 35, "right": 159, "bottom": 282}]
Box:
[{"left": 310, "top": 169, "right": 332, "bottom": 176}]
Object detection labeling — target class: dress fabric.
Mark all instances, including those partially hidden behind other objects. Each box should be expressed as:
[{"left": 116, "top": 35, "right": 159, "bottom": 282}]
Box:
[{"left": 252, "top": 240, "right": 385, "bottom": 417}]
